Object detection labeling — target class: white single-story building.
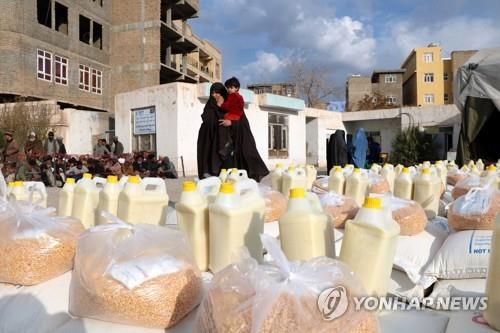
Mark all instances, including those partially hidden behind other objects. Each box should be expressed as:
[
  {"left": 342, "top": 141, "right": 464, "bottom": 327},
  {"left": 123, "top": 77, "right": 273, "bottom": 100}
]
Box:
[{"left": 114, "top": 82, "right": 462, "bottom": 175}]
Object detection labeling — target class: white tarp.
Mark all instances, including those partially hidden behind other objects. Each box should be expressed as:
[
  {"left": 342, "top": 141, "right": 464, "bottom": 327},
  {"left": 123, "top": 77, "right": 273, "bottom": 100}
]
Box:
[{"left": 454, "top": 48, "right": 500, "bottom": 112}]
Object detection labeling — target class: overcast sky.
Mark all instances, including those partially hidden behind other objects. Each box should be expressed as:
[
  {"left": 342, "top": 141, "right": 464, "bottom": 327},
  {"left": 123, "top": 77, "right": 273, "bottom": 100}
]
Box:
[{"left": 191, "top": 0, "right": 500, "bottom": 93}]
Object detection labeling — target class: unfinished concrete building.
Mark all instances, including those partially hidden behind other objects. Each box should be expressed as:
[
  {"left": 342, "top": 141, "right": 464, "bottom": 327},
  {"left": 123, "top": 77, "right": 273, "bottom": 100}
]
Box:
[{"left": 0, "top": 0, "right": 222, "bottom": 113}]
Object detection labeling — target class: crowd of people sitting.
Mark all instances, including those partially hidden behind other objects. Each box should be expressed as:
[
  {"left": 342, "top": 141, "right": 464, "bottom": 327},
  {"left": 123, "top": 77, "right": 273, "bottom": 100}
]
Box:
[{"left": 0, "top": 130, "right": 178, "bottom": 187}]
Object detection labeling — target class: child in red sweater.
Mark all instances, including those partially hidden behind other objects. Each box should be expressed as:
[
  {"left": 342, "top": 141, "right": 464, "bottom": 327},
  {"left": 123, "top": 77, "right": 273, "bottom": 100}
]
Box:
[{"left": 219, "top": 77, "right": 244, "bottom": 127}]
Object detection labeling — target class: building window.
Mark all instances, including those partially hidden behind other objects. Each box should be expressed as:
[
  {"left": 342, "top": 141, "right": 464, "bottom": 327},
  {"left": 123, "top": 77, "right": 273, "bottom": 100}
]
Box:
[
  {"left": 54, "top": 55, "right": 68, "bottom": 85},
  {"left": 444, "top": 72, "right": 449, "bottom": 81},
  {"left": 37, "top": 49, "right": 52, "bottom": 82},
  {"left": 423, "top": 52, "right": 433, "bottom": 63},
  {"left": 424, "top": 94, "right": 434, "bottom": 104},
  {"left": 55, "top": 2, "right": 68, "bottom": 34},
  {"left": 386, "top": 96, "right": 397, "bottom": 104},
  {"left": 91, "top": 68, "right": 102, "bottom": 94},
  {"left": 385, "top": 74, "right": 397, "bottom": 83},
  {"left": 444, "top": 93, "right": 449, "bottom": 102},
  {"left": 268, "top": 113, "right": 289, "bottom": 158},
  {"left": 286, "top": 87, "right": 292, "bottom": 96},
  {"left": 79, "top": 65, "right": 90, "bottom": 91},
  {"left": 79, "top": 15, "right": 91, "bottom": 44},
  {"left": 93, "top": 22, "right": 103, "bottom": 49},
  {"left": 424, "top": 73, "right": 434, "bottom": 83},
  {"left": 37, "top": 0, "right": 52, "bottom": 28}
]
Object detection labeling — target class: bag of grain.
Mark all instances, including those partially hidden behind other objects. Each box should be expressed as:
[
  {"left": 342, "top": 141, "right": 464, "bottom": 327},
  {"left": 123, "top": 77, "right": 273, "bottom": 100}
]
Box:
[
  {"left": 448, "top": 187, "right": 500, "bottom": 231},
  {"left": 318, "top": 192, "right": 359, "bottom": 228},
  {"left": 312, "top": 176, "right": 329, "bottom": 193},
  {"left": 195, "top": 234, "right": 379, "bottom": 333},
  {"left": 451, "top": 175, "right": 494, "bottom": 199},
  {"left": 388, "top": 197, "right": 427, "bottom": 236},
  {"left": 0, "top": 200, "right": 84, "bottom": 285},
  {"left": 446, "top": 170, "right": 467, "bottom": 186},
  {"left": 368, "top": 173, "right": 390, "bottom": 194},
  {"left": 424, "top": 230, "right": 492, "bottom": 280},
  {"left": 258, "top": 185, "right": 287, "bottom": 222},
  {"left": 69, "top": 213, "right": 202, "bottom": 329}
]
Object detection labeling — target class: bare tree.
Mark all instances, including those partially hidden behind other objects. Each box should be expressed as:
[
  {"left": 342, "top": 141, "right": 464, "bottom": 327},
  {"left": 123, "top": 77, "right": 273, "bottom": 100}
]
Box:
[
  {"left": 288, "top": 60, "right": 341, "bottom": 109},
  {"left": 0, "top": 100, "right": 62, "bottom": 148},
  {"left": 356, "top": 93, "right": 400, "bottom": 111}
]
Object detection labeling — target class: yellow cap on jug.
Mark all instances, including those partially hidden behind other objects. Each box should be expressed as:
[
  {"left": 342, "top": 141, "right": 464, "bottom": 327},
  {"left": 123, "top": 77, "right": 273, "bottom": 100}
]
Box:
[
  {"left": 107, "top": 175, "right": 118, "bottom": 184},
  {"left": 363, "top": 197, "right": 381, "bottom": 209},
  {"left": 422, "top": 168, "right": 430, "bottom": 175},
  {"left": 354, "top": 168, "right": 361, "bottom": 173},
  {"left": 66, "top": 178, "right": 75, "bottom": 184},
  {"left": 289, "top": 188, "right": 305, "bottom": 198},
  {"left": 220, "top": 168, "right": 227, "bottom": 173},
  {"left": 83, "top": 173, "right": 92, "bottom": 179},
  {"left": 128, "top": 176, "right": 140, "bottom": 184},
  {"left": 220, "top": 182, "right": 234, "bottom": 194},
  {"left": 276, "top": 163, "right": 284, "bottom": 168},
  {"left": 231, "top": 168, "right": 238, "bottom": 173},
  {"left": 288, "top": 166, "right": 295, "bottom": 172},
  {"left": 334, "top": 166, "right": 342, "bottom": 172},
  {"left": 8, "top": 182, "right": 14, "bottom": 187},
  {"left": 402, "top": 167, "right": 410, "bottom": 173},
  {"left": 14, "top": 181, "right": 24, "bottom": 186},
  {"left": 488, "top": 165, "right": 497, "bottom": 171},
  {"left": 183, "top": 181, "right": 197, "bottom": 192}
]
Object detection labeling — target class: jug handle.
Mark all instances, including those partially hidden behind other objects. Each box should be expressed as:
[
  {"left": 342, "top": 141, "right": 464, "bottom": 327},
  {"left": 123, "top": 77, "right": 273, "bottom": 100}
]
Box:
[
  {"left": 197, "top": 177, "right": 221, "bottom": 194},
  {"left": 234, "top": 179, "right": 258, "bottom": 195},
  {"left": 142, "top": 177, "right": 167, "bottom": 194}
]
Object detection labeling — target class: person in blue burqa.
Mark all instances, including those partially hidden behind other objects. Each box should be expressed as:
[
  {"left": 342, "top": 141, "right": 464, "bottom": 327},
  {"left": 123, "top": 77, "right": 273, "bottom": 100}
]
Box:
[{"left": 350, "top": 128, "right": 368, "bottom": 168}]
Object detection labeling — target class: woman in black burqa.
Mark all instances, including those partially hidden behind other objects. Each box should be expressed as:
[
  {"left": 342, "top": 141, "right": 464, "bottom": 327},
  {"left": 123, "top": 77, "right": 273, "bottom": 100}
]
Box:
[
  {"left": 197, "top": 83, "right": 233, "bottom": 179},
  {"left": 327, "top": 129, "right": 348, "bottom": 172},
  {"left": 197, "top": 82, "right": 269, "bottom": 181}
]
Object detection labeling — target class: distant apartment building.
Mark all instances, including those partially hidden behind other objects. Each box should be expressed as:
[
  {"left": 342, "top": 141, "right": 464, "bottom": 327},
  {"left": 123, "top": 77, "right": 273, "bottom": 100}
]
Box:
[
  {"left": 345, "top": 69, "right": 404, "bottom": 111},
  {"left": 247, "top": 83, "right": 298, "bottom": 97},
  {"left": 0, "top": 0, "right": 221, "bottom": 114},
  {"left": 401, "top": 43, "right": 476, "bottom": 106}
]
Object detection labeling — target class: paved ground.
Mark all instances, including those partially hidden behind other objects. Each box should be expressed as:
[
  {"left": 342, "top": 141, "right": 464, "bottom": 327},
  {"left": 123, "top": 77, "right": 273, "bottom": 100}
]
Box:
[{"left": 46, "top": 177, "right": 196, "bottom": 209}]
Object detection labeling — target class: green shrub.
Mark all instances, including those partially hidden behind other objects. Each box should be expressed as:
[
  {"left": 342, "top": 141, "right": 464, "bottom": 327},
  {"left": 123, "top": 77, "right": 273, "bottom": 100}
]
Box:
[{"left": 391, "top": 126, "right": 439, "bottom": 165}]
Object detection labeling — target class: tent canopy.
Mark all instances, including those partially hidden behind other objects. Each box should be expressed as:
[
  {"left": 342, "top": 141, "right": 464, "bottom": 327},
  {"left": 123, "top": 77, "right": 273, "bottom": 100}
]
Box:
[{"left": 455, "top": 48, "right": 500, "bottom": 165}]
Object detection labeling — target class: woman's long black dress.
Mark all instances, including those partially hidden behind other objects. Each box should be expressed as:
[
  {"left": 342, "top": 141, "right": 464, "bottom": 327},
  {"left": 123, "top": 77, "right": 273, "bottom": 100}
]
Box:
[
  {"left": 197, "top": 97, "right": 232, "bottom": 179},
  {"left": 232, "top": 113, "right": 269, "bottom": 182}
]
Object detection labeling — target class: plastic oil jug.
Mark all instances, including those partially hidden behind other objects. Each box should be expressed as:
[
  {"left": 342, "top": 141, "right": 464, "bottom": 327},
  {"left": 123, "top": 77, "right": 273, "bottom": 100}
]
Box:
[
  {"left": 468, "top": 160, "right": 476, "bottom": 169},
  {"left": 423, "top": 161, "right": 431, "bottom": 169},
  {"left": 117, "top": 176, "right": 169, "bottom": 226},
  {"left": 208, "top": 182, "right": 265, "bottom": 273},
  {"left": 329, "top": 165, "right": 340, "bottom": 177},
  {"left": 0, "top": 171, "right": 6, "bottom": 201},
  {"left": 476, "top": 159, "right": 485, "bottom": 172},
  {"left": 219, "top": 169, "right": 228, "bottom": 183},
  {"left": 176, "top": 181, "right": 210, "bottom": 271},
  {"left": 413, "top": 168, "right": 441, "bottom": 218},
  {"left": 8, "top": 181, "right": 29, "bottom": 202},
  {"left": 281, "top": 167, "right": 307, "bottom": 198},
  {"left": 71, "top": 173, "right": 100, "bottom": 228},
  {"left": 339, "top": 197, "right": 400, "bottom": 296},
  {"left": 370, "top": 163, "right": 382, "bottom": 174},
  {"left": 97, "top": 176, "right": 121, "bottom": 225},
  {"left": 227, "top": 168, "right": 249, "bottom": 183},
  {"left": 328, "top": 167, "right": 346, "bottom": 195},
  {"left": 394, "top": 168, "right": 413, "bottom": 200},
  {"left": 305, "top": 164, "right": 317, "bottom": 190},
  {"left": 345, "top": 168, "right": 369, "bottom": 206},
  {"left": 343, "top": 164, "right": 355, "bottom": 176},
  {"left": 484, "top": 213, "right": 500, "bottom": 330},
  {"left": 381, "top": 164, "right": 396, "bottom": 193},
  {"left": 197, "top": 176, "right": 221, "bottom": 203},
  {"left": 58, "top": 178, "right": 76, "bottom": 216},
  {"left": 118, "top": 175, "right": 141, "bottom": 190},
  {"left": 279, "top": 188, "right": 334, "bottom": 261},
  {"left": 270, "top": 163, "right": 285, "bottom": 192},
  {"left": 394, "top": 164, "right": 404, "bottom": 176},
  {"left": 23, "top": 181, "right": 48, "bottom": 207},
  {"left": 434, "top": 161, "right": 447, "bottom": 187}
]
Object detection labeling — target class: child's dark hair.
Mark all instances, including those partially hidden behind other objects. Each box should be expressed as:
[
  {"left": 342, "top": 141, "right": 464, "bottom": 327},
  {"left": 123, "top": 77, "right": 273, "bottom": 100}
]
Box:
[{"left": 224, "top": 77, "right": 240, "bottom": 90}]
